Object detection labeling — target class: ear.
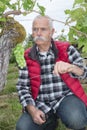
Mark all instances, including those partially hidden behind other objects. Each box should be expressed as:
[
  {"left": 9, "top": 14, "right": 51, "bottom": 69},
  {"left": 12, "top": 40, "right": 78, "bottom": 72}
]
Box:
[
  {"left": 31, "top": 32, "right": 35, "bottom": 38},
  {"left": 50, "top": 28, "right": 55, "bottom": 37}
]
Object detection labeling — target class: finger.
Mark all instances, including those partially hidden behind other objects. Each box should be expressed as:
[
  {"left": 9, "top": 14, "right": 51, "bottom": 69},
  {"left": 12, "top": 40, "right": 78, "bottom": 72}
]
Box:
[
  {"left": 58, "top": 62, "right": 68, "bottom": 73},
  {"left": 40, "top": 114, "right": 46, "bottom": 121},
  {"left": 34, "top": 117, "right": 45, "bottom": 125},
  {"left": 53, "top": 64, "right": 59, "bottom": 75},
  {"left": 39, "top": 116, "right": 46, "bottom": 124},
  {"left": 56, "top": 62, "right": 64, "bottom": 73}
]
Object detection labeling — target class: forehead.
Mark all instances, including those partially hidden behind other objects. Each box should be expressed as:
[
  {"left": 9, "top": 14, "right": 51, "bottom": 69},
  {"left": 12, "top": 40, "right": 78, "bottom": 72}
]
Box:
[{"left": 32, "top": 17, "right": 49, "bottom": 27}]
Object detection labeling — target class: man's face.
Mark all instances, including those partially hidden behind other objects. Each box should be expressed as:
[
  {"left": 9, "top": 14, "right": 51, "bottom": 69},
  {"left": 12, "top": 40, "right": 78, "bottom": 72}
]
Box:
[{"left": 32, "top": 17, "right": 54, "bottom": 46}]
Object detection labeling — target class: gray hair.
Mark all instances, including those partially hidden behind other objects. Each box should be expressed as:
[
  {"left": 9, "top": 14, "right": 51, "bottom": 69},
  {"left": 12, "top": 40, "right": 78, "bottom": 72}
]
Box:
[{"left": 32, "top": 15, "right": 53, "bottom": 30}]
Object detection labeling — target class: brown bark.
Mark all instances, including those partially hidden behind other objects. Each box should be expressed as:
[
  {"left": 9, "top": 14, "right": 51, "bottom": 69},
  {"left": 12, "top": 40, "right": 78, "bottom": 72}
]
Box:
[
  {"left": 0, "top": 33, "right": 14, "bottom": 91},
  {"left": 0, "top": 18, "right": 26, "bottom": 91}
]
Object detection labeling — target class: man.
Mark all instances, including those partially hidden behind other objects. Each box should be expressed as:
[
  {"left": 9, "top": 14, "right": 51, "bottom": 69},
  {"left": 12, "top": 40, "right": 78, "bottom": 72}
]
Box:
[{"left": 16, "top": 15, "right": 87, "bottom": 130}]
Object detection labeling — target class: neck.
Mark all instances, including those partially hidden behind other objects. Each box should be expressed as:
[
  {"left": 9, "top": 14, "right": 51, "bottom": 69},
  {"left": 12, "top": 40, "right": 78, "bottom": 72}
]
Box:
[
  {"left": 38, "top": 42, "right": 51, "bottom": 52},
  {"left": 39, "top": 46, "right": 49, "bottom": 52}
]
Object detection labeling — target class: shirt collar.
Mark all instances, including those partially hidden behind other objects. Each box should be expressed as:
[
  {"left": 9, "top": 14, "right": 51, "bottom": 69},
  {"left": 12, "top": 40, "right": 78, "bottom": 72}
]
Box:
[{"left": 36, "top": 45, "right": 54, "bottom": 57}]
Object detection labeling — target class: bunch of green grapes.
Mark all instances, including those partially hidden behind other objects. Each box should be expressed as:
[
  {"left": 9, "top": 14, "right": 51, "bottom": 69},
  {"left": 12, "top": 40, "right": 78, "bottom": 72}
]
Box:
[{"left": 14, "top": 44, "right": 26, "bottom": 68}]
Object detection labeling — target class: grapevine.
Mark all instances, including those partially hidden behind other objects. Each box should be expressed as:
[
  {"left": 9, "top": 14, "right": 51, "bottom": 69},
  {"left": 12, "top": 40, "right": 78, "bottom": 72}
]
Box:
[
  {"left": 13, "top": 44, "right": 26, "bottom": 69},
  {"left": 13, "top": 34, "right": 33, "bottom": 68}
]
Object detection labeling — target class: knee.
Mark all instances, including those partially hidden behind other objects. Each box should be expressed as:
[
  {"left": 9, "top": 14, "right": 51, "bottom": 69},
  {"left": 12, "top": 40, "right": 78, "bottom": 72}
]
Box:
[
  {"left": 16, "top": 112, "right": 32, "bottom": 130},
  {"left": 16, "top": 119, "right": 30, "bottom": 130},
  {"left": 16, "top": 121, "right": 24, "bottom": 130},
  {"left": 61, "top": 111, "right": 87, "bottom": 129}
]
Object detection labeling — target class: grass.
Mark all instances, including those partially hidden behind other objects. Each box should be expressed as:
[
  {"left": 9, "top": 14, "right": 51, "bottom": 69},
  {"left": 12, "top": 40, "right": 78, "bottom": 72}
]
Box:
[
  {"left": 0, "top": 96, "right": 22, "bottom": 130},
  {"left": 0, "top": 63, "right": 22, "bottom": 130},
  {"left": 0, "top": 64, "right": 18, "bottom": 95},
  {"left": 0, "top": 63, "right": 86, "bottom": 130}
]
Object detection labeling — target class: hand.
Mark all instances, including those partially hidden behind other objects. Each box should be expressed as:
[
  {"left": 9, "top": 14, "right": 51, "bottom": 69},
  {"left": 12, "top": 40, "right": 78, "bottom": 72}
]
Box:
[
  {"left": 53, "top": 61, "right": 84, "bottom": 76},
  {"left": 53, "top": 61, "right": 72, "bottom": 75},
  {"left": 32, "top": 109, "right": 46, "bottom": 125},
  {"left": 27, "top": 105, "right": 46, "bottom": 125}
]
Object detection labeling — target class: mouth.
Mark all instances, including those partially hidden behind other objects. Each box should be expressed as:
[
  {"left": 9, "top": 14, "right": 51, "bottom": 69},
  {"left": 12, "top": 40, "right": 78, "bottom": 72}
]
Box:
[{"left": 34, "top": 36, "right": 47, "bottom": 42}]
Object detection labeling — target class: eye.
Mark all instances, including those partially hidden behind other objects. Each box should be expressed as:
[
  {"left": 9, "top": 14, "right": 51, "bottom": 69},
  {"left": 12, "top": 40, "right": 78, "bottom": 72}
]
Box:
[
  {"left": 41, "top": 28, "right": 47, "bottom": 31},
  {"left": 32, "top": 27, "right": 48, "bottom": 32},
  {"left": 33, "top": 28, "right": 38, "bottom": 32}
]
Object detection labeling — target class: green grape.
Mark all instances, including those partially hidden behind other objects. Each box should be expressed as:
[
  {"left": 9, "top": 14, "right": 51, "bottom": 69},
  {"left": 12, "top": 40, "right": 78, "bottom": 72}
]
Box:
[{"left": 14, "top": 44, "right": 26, "bottom": 68}]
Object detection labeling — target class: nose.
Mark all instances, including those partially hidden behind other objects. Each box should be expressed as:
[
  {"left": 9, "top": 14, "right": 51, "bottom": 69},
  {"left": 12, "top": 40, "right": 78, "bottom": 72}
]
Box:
[{"left": 37, "top": 29, "right": 42, "bottom": 36}]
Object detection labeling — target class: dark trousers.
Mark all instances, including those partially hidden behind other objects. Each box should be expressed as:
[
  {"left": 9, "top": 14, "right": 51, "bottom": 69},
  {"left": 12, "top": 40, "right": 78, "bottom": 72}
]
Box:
[{"left": 16, "top": 95, "right": 87, "bottom": 130}]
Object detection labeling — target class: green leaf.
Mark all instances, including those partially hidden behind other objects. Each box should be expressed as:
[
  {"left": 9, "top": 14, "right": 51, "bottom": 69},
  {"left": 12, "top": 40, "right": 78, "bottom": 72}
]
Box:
[
  {"left": 0, "top": 17, "right": 6, "bottom": 22},
  {"left": 82, "top": 44, "right": 87, "bottom": 53},
  {"left": 13, "top": 44, "right": 26, "bottom": 68},
  {"left": 22, "top": 0, "right": 35, "bottom": 11},
  {"left": 82, "top": 16, "right": 87, "bottom": 27},
  {"left": 0, "top": 1, "right": 6, "bottom": 12},
  {"left": 65, "top": 9, "right": 71, "bottom": 15},
  {"left": 73, "top": 0, "right": 84, "bottom": 7},
  {"left": 37, "top": 3, "right": 45, "bottom": 15}
]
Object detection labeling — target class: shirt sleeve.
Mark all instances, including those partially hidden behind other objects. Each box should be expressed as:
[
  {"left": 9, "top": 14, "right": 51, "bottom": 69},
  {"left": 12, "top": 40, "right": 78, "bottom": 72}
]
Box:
[
  {"left": 68, "top": 45, "right": 87, "bottom": 79},
  {"left": 16, "top": 67, "right": 35, "bottom": 108}
]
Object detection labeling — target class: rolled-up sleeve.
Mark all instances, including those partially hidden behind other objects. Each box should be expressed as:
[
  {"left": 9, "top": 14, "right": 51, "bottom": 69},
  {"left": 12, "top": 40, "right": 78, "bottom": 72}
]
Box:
[
  {"left": 68, "top": 45, "right": 87, "bottom": 79},
  {"left": 16, "top": 67, "right": 35, "bottom": 107}
]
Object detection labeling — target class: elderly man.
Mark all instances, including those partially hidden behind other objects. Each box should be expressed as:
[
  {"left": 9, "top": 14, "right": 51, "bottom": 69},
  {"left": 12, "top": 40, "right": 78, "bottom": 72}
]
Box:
[{"left": 16, "top": 15, "right": 87, "bottom": 130}]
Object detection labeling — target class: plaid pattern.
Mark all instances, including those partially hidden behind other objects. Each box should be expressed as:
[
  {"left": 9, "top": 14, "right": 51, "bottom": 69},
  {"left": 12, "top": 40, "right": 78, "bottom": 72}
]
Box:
[{"left": 16, "top": 45, "right": 87, "bottom": 113}]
